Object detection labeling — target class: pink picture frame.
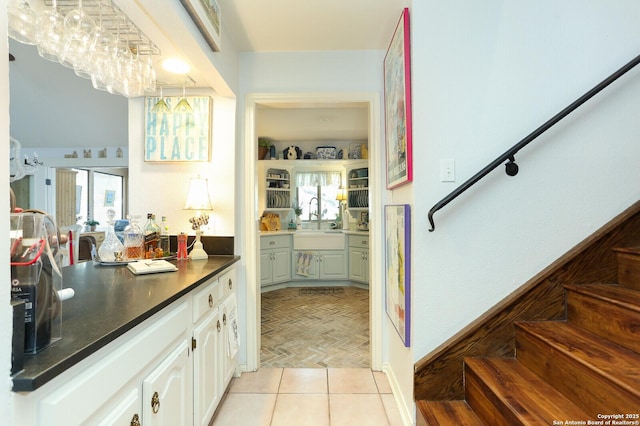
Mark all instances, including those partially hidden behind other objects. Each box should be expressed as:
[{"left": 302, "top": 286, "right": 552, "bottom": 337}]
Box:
[{"left": 384, "top": 8, "right": 413, "bottom": 189}]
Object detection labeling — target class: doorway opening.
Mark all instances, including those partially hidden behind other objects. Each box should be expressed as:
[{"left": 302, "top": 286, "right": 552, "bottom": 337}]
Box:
[{"left": 242, "top": 92, "right": 383, "bottom": 372}]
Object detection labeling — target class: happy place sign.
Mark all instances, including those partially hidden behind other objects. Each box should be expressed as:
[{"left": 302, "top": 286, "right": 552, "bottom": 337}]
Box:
[{"left": 144, "top": 96, "right": 211, "bottom": 162}]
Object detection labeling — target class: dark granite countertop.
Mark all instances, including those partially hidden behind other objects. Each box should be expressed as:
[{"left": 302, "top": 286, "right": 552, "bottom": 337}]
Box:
[{"left": 12, "top": 255, "right": 240, "bottom": 392}]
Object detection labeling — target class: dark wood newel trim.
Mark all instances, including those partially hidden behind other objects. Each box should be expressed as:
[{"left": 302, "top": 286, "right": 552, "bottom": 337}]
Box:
[{"left": 414, "top": 200, "right": 640, "bottom": 401}]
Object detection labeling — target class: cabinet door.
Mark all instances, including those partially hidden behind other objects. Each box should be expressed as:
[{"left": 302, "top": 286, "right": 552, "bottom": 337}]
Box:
[
  {"left": 320, "top": 251, "right": 348, "bottom": 279},
  {"left": 272, "top": 248, "right": 292, "bottom": 283},
  {"left": 220, "top": 295, "right": 239, "bottom": 389},
  {"left": 143, "top": 340, "right": 192, "bottom": 426},
  {"left": 348, "top": 247, "right": 367, "bottom": 282},
  {"left": 260, "top": 250, "right": 272, "bottom": 286},
  {"left": 95, "top": 387, "right": 141, "bottom": 426},
  {"left": 193, "top": 310, "right": 221, "bottom": 426}
]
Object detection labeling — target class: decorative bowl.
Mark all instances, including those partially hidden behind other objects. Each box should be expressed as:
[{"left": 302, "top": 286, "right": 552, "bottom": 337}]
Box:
[{"left": 316, "top": 146, "right": 337, "bottom": 159}]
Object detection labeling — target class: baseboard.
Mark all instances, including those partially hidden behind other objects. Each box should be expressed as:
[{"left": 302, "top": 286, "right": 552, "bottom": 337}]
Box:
[
  {"left": 382, "top": 362, "right": 415, "bottom": 426},
  {"left": 261, "top": 280, "right": 369, "bottom": 293}
]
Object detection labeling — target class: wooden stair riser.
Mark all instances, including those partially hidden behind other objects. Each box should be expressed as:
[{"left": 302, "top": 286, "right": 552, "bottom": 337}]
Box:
[
  {"left": 566, "top": 287, "right": 640, "bottom": 354},
  {"left": 464, "top": 364, "right": 520, "bottom": 426},
  {"left": 615, "top": 249, "right": 640, "bottom": 290},
  {"left": 416, "top": 400, "right": 483, "bottom": 426},
  {"left": 464, "top": 358, "right": 588, "bottom": 425},
  {"left": 515, "top": 324, "right": 640, "bottom": 417}
]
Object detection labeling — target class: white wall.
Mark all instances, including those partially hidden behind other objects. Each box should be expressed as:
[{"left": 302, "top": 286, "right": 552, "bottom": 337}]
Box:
[
  {"left": 411, "top": 0, "right": 640, "bottom": 362},
  {"left": 127, "top": 89, "right": 236, "bottom": 237},
  {"left": 237, "top": 49, "right": 421, "bottom": 423}
]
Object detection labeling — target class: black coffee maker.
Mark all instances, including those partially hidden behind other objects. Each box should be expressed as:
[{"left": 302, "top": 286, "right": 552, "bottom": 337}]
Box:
[{"left": 10, "top": 212, "right": 63, "bottom": 355}]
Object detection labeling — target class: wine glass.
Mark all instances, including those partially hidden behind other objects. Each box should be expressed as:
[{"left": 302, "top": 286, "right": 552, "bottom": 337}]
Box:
[
  {"left": 59, "top": 0, "right": 97, "bottom": 72},
  {"left": 8, "top": 0, "right": 38, "bottom": 45},
  {"left": 36, "top": 0, "right": 66, "bottom": 62},
  {"left": 152, "top": 86, "right": 170, "bottom": 112},
  {"left": 174, "top": 84, "right": 193, "bottom": 112},
  {"left": 140, "top": 54, "right": 157, "bottom": 93},
  {"left": 89, "top": 28, "right": 117, "bottom": 91}
]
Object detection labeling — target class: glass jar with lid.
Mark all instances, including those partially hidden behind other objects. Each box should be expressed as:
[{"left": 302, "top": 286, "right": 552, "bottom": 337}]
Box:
[
  {"left": 98, "top": 208, "right": 124, "bottom": 262},
  {"left": 123, "top": 215, "right": 144, "bottom": 261}
]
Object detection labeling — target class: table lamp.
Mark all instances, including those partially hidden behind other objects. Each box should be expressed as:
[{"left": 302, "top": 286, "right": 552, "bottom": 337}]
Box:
[{"left": 184, "top": 176, "right": 213, "bottom": 260}]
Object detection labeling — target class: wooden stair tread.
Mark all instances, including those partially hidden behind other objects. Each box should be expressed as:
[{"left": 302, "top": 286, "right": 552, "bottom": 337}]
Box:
[
  {"left": 465, "top": 358, "right": 589, "bottom": 423},
  {"left": 565, "top": 283, "right": 640, "bottom": 312},
  {"left": 612, "top": 246, "right": 640, "bottom": 255},
  {"left": 516, "top": 321, "right": 640, "bottom": 397},
  {"left": 416, "top": 400, "right": 483, "bottom": 426}
]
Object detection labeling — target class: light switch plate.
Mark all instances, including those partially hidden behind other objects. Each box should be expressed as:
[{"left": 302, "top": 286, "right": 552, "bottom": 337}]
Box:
[{"left": 440, "top": 159, "right": 455, "bottom": 182}]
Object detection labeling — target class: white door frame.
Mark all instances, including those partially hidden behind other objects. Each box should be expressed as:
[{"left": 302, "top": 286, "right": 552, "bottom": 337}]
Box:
[{"left": 241, "top": 92, "right": 384, "bottom": 372}]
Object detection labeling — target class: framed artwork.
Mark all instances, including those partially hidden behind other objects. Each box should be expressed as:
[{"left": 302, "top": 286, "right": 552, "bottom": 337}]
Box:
[
  {"left": 104, "top": 190, "right": 115, "bottom": 207},
  {"left": 144, "top": 96, "right": 212, "bottom": 162},
  {"left": 180, "top": 0, "right": 221, "bottom": 52},
  {"left": 385, "top": 204, "right": 411, "bottom": 347},
  {"left": 360, "top": 212, "right": 369, "bottom": 223},
  {"left": 384, "top": 8, "right": 413, "bottom": 189}
]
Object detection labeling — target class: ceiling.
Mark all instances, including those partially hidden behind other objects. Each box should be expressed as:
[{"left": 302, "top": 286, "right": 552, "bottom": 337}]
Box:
[
  {"left": 221, "top": 0, "right": 410, "bottom": 52},
  {"left": 221, "top": 0, "right": 410, "bottom": 141},
  {"left": 9, "top": 0, "right": 410, "bottom": 147}
]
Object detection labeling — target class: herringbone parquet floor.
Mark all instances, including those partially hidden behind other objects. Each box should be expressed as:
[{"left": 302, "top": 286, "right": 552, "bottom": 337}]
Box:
[{"left": 260, "top": 286, "right": 370, "bottom": 368}]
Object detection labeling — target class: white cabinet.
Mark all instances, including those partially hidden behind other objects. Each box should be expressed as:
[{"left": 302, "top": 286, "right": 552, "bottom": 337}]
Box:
[
  {"left": 292, "top": 249, "right": 348, "bottom": 281},
  {"left": 192, "top": 266, "right": 238, "bottom": 426},
  {"left": 348, "top": 235, "right": 369, "bottom": 284},
  {"left": 32, "top": 301, "right": 191, "bottom": 426},
  {"left": 143, "top": 340, "right": 192, "bottom": 426},
  {"left": 261, "top": 234, "right": 292, "bottom": 287},
  {"left": 95, "top": 388, "right": 140, "bottom": 426},
  {"left": 15, "top": 264, "right": 239, "bottom": 426},
  {"left": 192, "top": 279, "right": 222, "bottom": 426}
]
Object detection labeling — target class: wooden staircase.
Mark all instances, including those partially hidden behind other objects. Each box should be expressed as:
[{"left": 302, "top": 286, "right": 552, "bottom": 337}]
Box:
[{"left": 417, "top": 246, "right": 640, "bottom": 425}]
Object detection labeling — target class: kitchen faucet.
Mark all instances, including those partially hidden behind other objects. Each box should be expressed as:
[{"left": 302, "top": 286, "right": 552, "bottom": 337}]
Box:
[{"left": 308, "top": 197, "right": 318, "bottom": 222}]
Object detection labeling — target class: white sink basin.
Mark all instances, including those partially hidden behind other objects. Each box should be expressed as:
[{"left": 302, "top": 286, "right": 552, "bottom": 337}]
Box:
[{"left": 293, "top": 231, "right": 345, "bottom": 250}]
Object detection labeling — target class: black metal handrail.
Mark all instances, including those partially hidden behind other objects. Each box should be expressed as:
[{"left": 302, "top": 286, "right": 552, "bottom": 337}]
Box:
[{"left": 427, "top": 53, "right": 640, "bottom": 232}]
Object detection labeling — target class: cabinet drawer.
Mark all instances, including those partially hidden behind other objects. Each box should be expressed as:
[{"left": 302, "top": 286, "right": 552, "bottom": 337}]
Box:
[
  {"left": 260, "top": 234, "right": 291, "bottom": 250},
  {"left": 348, "top": 235, "right": 369, "bottom": 249},
  {"left": 192, "top": 278, "right": 221, "bottom": 324},
  {"left": 220, "top": 266, "right": 237, "bottom": 299}
]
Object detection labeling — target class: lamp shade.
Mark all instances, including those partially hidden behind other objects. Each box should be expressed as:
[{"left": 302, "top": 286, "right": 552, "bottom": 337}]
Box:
[
  {"left": 184, "top": 177, "right": 213, "bottom": 210},
  {"left": 336, "top": 187, "right": 347, "bottom": 202}
]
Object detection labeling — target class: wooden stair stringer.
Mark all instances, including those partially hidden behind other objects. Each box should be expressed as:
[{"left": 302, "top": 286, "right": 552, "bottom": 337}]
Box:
[{"left": 415, "top": 201, "right": 640, "bottom": 401}]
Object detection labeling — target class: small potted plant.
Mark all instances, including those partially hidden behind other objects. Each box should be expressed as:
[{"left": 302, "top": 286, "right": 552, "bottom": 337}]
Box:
[
  {"left": 84, "top": 219, "right": 100, "bottom": 231},
  {"left": 293, "top": 204, "right": 303, "bottom": 228},
  {"left": 258, "top": 137, "right": 272, "bottom": 160}
]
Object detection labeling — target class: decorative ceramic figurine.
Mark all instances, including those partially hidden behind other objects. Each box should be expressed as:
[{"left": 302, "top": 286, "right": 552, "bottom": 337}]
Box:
[{"left": 283, "top": 146, "right": 302, "bottom": 160}]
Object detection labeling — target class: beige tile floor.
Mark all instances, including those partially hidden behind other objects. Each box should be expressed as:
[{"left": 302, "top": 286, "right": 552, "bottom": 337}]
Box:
[{"left": 212, "top": 368, "right": 404, "bottom": 426}]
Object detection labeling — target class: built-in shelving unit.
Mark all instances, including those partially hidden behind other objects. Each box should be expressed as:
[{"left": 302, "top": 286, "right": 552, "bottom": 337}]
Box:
[
  {"left": 347, "top": 167, "right": 368, "bottom": 210},
  {"left": 265, "top": 168, "right": 291, "bottom": 210}
]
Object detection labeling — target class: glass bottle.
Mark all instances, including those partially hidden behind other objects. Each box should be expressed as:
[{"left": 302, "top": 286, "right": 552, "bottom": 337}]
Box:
[
  {"left": 123, "top": 215, "right": 144, "bottom": 260},
  {"left": 160, "top": 216, "right": 170, "bottom": 255},
  {"left": 98, "top": 209, "right": 124, "bottom": 262},
  {"left": 144, "top": 213, "right": 161, "bottom": 258}
]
